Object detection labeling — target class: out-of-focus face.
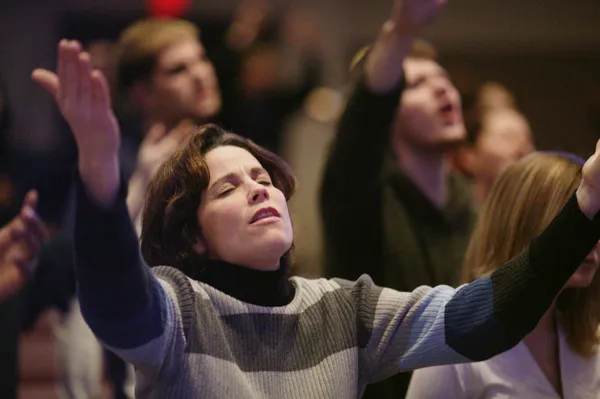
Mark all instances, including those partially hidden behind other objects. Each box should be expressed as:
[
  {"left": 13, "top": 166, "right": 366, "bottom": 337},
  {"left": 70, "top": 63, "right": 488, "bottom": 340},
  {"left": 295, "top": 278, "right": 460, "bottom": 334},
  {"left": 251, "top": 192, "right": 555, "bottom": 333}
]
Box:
[
  {"left": 142, "top": 37, "right": 221, "bottom": 125},
  {"left": 473, "top": 109, "right": 535, "bottom": 185},
  {"left": 565, "top": 243, "right": 600, "bottom": 289},
  {"left": 395, "top": 57, "right": 466, "bottom": 149},
  {"left": 195, "top": 145, "right": 293, "bottom": 270}
]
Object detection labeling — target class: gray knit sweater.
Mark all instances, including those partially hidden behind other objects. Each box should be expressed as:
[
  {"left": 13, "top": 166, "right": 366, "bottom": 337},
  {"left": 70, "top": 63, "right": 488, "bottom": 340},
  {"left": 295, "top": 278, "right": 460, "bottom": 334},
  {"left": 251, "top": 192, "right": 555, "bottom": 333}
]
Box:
[{"left": 72, "top": 172, "right": 600, "bottom": 398}]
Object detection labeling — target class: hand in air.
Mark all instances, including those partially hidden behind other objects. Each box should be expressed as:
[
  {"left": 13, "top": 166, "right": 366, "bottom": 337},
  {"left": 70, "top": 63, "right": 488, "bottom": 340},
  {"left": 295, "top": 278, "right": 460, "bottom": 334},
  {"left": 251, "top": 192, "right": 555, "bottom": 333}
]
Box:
[
  {"left": 578, "top": 139, "right": 600, "bottom": 219},
  {"left": 391, "top": 0, "right": 448, "bottom": 34},
  {"left": 0, "top": 191, "right": 45, "bottom": 302},
  {"left": 137, "top": 119, "right": 195, "bottom": 180},
  {"left": 31, "top": 40, "right": 120, "bottom": 161}
]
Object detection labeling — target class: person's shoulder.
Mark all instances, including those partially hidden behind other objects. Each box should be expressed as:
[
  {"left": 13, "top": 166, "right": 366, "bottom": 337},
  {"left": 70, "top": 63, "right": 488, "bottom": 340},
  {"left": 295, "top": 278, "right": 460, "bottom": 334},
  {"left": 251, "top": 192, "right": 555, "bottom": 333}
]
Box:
[{"left": 152, "top": 265, "right": 199, "bottom": 304}]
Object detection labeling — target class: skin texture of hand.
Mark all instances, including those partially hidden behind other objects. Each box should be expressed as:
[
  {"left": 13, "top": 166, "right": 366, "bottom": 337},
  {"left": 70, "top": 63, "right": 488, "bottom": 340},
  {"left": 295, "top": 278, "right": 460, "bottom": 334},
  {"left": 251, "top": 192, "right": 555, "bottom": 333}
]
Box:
[
  {"left": 577, "top": 139, "right": 600, "bottom": 220},
  {"left": 137, "top": 119, "right": 195, "bottom": 179},
  {"left": 0, "top": 190, "right": 45, "bottom": 302},
  {"left": 126, "top": 119, "right": 195, "bottom": 226},
  {"left": 390, "top": 0, "right": 448, "bottom": 35},
  {"left": 32, "top": 40, "right": 121, "bottom": 206},
  {"left": 365, "top": 0, "right": 448, "bottom": 93}
]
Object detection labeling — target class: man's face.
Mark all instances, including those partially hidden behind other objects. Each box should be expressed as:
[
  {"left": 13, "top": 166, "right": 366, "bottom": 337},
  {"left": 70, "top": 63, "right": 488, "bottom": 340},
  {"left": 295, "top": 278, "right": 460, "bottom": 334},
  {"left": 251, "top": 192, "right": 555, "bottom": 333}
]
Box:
[
  {"left": 395, "top": 57, "right": 466, "bottom": 150},
  {"left": 141, "top": 36, "right": 221, "bottom": 125}
]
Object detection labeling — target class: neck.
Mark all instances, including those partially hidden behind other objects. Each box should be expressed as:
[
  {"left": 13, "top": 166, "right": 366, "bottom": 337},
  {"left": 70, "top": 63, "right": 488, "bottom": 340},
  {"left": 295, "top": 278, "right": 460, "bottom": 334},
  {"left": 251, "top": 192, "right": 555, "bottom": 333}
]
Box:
[
  {"left": 142, "top": 116, "right": 180, "bottom": 135},
  {"left": 195, "top": 257, "right": 295, "bottom": 307},
  {"left": 394, "top": 139, "right": 450, "bottom": 208},
  {"left": 472, "top": 178, "right": 493, "bottom": 205}
]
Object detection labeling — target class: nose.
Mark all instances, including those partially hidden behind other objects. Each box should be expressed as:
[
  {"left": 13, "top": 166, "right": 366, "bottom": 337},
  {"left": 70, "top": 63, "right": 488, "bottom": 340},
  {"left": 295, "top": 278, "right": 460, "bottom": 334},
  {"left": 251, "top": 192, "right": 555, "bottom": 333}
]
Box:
[
  {"left": 248, "top": 182, "right": 269, "bottom": 205},
  {"left": 192, "top": 60, "right": 212, "bottom": 83},
  {"left": 432, "top": 76, "right": 450, "bottom": 96}
]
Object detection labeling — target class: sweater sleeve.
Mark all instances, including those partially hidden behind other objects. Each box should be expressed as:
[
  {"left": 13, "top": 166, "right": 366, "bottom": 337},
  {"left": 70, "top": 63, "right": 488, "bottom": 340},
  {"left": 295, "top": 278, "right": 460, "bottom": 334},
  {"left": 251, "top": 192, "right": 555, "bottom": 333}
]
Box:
[
  {"left": 320, "top": 73, "right": 404, "bottom": 281},
  {"left": 73, "top": 171, "right": 193, "bottom": 378},
  {"left": 340, "top": 193, "right": 600, "bottom": 385}
]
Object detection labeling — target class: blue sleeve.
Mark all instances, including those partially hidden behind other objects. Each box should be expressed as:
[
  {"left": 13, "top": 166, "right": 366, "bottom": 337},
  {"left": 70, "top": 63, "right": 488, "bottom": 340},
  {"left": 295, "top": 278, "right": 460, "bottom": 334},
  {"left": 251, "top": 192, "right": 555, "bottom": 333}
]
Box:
[{"left": 73, "top": 170, "right": 165, "bottom": 348}]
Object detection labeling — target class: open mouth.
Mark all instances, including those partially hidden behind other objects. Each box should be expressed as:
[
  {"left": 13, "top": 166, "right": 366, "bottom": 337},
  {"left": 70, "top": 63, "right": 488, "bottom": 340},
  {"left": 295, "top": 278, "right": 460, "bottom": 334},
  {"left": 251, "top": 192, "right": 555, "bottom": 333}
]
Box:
[
  {"left": 439, "top": 103, "right": 457, "bottom": 125},
  {"left": 250, "top": 207, "right": 281, "bottom": 224}
]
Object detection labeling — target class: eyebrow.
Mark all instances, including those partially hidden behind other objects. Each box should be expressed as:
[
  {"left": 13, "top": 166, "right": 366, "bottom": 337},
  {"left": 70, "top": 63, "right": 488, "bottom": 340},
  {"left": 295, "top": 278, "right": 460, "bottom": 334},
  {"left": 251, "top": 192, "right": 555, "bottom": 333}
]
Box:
[{"left": 207, "top": 167, "right": 269, "bottom": 193}]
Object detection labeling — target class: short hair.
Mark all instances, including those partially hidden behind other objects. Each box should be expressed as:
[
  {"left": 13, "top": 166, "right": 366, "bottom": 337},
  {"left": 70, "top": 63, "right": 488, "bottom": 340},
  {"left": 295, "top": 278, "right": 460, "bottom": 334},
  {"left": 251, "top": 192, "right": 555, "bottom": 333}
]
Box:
[
  {"left": 116, "top": 18, "right": 200, "bottom": 94},
  {"left": 140, "top": 124, "right": 297, "bottom": 278},
  {"left": 462, "top": 152, "right": 600, "bottom": 356}
]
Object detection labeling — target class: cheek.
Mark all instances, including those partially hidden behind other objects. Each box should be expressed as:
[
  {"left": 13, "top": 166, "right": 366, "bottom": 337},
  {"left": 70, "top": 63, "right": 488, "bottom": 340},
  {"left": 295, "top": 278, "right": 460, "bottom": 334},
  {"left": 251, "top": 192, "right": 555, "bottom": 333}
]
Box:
[{"left": 199, "top": 203, "right": 244, "bottom": 249}]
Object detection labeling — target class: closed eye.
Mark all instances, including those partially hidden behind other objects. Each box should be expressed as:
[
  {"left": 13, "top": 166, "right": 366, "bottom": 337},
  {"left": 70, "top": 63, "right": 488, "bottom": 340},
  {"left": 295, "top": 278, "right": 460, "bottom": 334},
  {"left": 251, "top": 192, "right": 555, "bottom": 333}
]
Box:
[
  {"left": 217, "top": 184, "right": 236, "bottom": 198},
  {"left": 256, "top": 175, "right": 272, "bottom": 186}
]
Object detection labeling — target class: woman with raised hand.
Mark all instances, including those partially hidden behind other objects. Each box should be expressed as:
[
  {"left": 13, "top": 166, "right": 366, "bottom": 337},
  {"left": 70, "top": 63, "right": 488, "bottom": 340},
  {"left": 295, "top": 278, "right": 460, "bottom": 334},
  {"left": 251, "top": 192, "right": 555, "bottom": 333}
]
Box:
[
  {"left": 31, "top": 35, "right": 600, "bottom": 399},
  {"left": 407, "top": 152, "right": 600, "bottom": 398}
]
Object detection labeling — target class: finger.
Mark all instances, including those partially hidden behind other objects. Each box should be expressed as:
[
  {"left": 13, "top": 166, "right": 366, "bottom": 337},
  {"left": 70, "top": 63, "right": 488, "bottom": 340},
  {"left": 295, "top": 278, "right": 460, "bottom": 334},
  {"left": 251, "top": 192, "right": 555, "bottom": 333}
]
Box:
[
  {"left": 20, "top": 206, "right": 46, "bottom": 246},
  {"left": 169, "top": 119, "right": 195, "bottom": 143},
  {"left": 31, "top": 69, "right": 59, "bottom": 99},
  {"left": 144, "top": 123, "right": 167, "bottom": 144},
  {"left": 57, "top": 39, "right": 70, "bottom": 104},
  {"left": 91, "top": 69, "right": 112, "bottom": 109},
  {"left": 7, "top": 218, "right": 26, "bottom": 242},
  {"left": 0, "top": 263, "right": 28, "bottom": 301},
  {"left": 21, "top": 190, "right": 38, "bottom": 210},
  {"left": 62, "top": 40, "right": 82, "bottom": 107},
  {"left": 0, "top": 224, "right": 13, "bottom": 252},
  {"left": 5, "top": 244, "right": 37, "bottom": 279},
  {"left": 78, "top": 52, "right": 93, "bottom": 111}
]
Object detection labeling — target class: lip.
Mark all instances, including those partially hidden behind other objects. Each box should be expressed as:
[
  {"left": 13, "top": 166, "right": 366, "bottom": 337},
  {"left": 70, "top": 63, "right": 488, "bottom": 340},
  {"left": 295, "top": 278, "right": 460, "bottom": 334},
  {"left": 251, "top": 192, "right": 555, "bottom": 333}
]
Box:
[
  {"left": 250, "top": 207, "right": 281, "bottom": 224},
  {"left": 438, "top": 103, "right": 458, "bottom": 125}
]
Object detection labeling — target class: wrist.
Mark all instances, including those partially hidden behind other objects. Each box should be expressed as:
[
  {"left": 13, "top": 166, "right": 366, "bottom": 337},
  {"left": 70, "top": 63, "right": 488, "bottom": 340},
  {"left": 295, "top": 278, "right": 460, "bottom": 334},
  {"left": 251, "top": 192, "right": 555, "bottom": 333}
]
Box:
[
  {"left": 576, "top": 185, "right": 599, "bottom": 220},
  {"left": 78, "top": 154, "right": 121, "bottom": 207},
  {"left": 383, "top": 19, "right": 418, "bottom": 40}
]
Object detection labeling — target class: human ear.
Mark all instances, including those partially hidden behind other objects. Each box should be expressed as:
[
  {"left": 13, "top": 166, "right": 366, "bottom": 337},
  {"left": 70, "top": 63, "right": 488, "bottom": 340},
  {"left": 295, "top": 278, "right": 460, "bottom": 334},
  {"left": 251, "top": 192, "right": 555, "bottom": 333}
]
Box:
[{"left": 192, "top": 237, "right": 206, "bottom": 255}]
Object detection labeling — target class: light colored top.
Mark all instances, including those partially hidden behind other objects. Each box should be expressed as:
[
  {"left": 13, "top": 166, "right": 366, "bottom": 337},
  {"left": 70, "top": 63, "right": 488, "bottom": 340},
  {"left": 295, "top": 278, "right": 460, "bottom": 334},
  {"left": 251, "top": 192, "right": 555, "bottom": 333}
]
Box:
[{"left": 407, "top": 323, "right": 600, "bottom": 399}]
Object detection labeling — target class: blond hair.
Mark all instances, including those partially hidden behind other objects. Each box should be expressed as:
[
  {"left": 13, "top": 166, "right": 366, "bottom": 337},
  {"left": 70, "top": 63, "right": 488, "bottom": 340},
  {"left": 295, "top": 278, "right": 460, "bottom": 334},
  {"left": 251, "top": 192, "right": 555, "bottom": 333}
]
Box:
[
  {"left": 116, "top": 18, "right": 199, "bottom": 93},
  {"left": 462, "top": 152, "right": 600, "bottom": 356}
]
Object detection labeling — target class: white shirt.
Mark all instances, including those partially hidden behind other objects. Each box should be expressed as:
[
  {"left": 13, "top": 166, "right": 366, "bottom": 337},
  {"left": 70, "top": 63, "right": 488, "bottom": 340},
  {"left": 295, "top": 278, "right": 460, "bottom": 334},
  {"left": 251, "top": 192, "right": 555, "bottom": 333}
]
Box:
[{"left": 407, "top": 324, "right": 600, "bottom": 398}]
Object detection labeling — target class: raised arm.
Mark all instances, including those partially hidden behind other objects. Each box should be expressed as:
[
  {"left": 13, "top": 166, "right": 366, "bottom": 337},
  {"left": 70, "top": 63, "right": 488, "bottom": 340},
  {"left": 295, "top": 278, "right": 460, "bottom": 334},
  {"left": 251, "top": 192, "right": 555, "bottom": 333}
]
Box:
[
  {"left": 31, "top": 41, "right": 184, "bottom": 374},
  {"left": 320, "top": 0, "right": 447, "bottom": 279},
  {"left": 344, "top": 142, "right": 600, "bottom": 385},
  {"left": 126, "top": 120, "right": 194, "bottom": 235}
]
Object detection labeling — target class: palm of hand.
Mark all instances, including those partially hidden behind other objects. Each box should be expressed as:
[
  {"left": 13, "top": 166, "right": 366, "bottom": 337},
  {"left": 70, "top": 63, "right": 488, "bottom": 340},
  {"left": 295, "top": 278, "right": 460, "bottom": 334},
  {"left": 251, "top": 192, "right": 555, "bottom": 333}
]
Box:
[
  {"left": 137, "top": 120, "right": 195, "bottom": 178},
  {"left": 32, "top": 40, "right": 120, "bottom": 160},
  {"left": 393, "top": 0, "right": 447, "bottom": 33}
]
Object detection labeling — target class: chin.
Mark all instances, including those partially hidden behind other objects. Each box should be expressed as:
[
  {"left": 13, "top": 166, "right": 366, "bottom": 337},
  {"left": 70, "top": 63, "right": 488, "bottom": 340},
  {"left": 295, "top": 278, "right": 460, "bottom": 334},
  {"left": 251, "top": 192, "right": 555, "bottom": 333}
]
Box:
[
  {"left": 566, "top": 267, "right": 597, "bottom": 288},
  {"left": 253, "top": 230, "right": 293, "bottom": 253},
  {"left": 198, "top": 96, "right": 221, "bottom": 119}
]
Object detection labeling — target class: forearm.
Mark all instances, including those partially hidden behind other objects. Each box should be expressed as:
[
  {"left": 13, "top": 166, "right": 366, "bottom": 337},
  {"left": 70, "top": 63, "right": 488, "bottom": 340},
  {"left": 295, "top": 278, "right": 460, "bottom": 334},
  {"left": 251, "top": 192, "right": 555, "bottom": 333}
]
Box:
[
  {"left": 365, "top": 20, "right": 414, "bottom": 94},
  {"left": 73, "top": 168, "right": 155, "bottom": 322}
]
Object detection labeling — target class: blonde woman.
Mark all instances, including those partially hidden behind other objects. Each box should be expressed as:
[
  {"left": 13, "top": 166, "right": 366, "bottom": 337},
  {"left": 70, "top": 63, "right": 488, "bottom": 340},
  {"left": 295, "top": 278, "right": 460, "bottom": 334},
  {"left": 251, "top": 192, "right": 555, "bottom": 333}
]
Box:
[{"left": 407, "top": 152, "right": 600, "bottom": 398}]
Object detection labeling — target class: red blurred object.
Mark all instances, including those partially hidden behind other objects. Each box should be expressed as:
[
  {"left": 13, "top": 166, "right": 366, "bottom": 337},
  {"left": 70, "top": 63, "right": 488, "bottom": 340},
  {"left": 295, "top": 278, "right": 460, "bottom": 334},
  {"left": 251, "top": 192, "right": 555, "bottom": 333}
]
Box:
[{"left": 146, "top": 0, "right": 191, "bottom": 18}]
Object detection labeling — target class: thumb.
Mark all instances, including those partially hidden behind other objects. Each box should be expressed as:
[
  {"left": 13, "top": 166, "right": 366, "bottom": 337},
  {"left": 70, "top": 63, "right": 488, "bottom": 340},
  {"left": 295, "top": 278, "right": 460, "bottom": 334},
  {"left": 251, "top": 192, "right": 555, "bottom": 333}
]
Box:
[
  {"left": 31, "top": 69, "right": 59, "bottom": 99},
  {"left": 22, "top": 190, "right": 39, "bottom": 211}
]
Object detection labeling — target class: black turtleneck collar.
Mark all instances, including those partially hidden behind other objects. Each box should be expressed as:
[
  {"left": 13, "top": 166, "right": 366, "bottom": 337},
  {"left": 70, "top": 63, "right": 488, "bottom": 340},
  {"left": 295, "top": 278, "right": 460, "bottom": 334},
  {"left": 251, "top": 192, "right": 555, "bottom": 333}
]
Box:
[{"left": 194, "top": 257, "right": 296, "bottom": 307}]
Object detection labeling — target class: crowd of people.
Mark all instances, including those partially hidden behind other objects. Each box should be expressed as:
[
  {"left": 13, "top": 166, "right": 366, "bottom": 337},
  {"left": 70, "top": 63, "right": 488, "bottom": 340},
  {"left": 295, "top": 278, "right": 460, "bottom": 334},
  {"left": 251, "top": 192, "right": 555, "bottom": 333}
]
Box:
[{"left": 1, "top": 0, "right": 598, "bottom": 398}]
